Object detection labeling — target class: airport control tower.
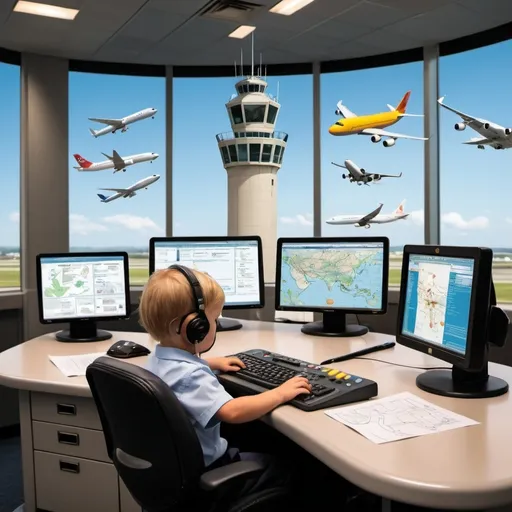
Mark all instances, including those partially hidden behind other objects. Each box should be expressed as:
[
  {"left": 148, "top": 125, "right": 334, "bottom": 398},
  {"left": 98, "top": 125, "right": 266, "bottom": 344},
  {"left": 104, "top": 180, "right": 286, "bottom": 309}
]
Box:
[{"left": 216, "top": 71, "right": 287, "bottom": 282}]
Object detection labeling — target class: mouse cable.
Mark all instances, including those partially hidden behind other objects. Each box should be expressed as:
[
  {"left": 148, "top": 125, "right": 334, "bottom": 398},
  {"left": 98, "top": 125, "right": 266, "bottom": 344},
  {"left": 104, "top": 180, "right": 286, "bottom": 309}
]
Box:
[{"left": 354, "top": 356, "right": 449, "bottom": 371}]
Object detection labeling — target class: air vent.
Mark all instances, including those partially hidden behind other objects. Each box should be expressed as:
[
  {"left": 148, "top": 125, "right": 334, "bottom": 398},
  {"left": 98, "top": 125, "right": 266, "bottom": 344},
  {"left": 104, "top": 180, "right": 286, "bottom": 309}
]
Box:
[{"left": 201, "top": 0, "right": 263, "bottom": 21}]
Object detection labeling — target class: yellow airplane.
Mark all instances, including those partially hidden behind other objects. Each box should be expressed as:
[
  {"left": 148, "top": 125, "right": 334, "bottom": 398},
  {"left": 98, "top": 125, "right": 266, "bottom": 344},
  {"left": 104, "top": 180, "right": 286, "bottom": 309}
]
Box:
[{"left": 328, "top": 91, "right": 427, "bottom": 147}]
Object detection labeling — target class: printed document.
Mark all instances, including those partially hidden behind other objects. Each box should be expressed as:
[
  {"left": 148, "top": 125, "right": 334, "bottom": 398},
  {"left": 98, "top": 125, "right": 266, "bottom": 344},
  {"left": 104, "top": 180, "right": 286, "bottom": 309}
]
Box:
[
  {"left": 49, "top": 352, "right": 106, "bottom": 377},
  {"left": 325, "top": 391, "right": 479, "bottom": 444}
]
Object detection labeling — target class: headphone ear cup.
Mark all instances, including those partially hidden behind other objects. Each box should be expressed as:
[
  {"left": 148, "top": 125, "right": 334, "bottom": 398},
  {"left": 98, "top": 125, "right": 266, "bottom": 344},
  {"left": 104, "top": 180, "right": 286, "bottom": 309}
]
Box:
[{"left": 186, "top": 314, "right": 210, "bottom": 344}]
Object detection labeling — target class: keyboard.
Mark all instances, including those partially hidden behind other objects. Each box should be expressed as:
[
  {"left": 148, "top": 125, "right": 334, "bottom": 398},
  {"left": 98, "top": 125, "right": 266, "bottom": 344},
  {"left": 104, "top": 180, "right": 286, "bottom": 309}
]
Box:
[{"left": 218, "top": 349, "right": 378, "bottom": 412}]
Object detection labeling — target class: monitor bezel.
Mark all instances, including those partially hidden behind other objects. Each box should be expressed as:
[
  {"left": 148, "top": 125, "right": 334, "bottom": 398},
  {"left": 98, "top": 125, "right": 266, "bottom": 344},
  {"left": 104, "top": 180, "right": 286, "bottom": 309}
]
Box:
[
  {"left": 149, "top": 235, "right": 265, "bottom": 310},
  {"left": 396, "top": 244, "right": 493, "bottom": 370},
  {"left": 36, "top": 251, "right": 132, "bottom": 325},
  {"left": 275, "top": 236, "right": 389, "bottom": 315}
]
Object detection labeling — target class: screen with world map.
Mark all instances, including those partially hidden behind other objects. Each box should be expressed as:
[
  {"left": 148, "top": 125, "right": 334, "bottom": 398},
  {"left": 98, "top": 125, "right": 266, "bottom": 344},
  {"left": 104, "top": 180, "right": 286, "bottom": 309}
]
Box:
[{"left": 277, "top": 239, "right": 386, "bottom": 311}]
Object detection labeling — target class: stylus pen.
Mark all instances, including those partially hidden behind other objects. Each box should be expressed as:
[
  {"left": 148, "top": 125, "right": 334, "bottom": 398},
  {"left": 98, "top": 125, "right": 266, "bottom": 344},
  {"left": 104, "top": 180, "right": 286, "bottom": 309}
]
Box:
[{"left": 320, "top": 341, "right": 396, "bottom": 365}]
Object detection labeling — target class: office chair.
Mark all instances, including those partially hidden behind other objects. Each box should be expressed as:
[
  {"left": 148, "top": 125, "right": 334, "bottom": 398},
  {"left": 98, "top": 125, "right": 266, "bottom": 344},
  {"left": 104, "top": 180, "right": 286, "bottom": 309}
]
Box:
[{"left": 86, "top": 357, "right": 290, "bottom": 512}]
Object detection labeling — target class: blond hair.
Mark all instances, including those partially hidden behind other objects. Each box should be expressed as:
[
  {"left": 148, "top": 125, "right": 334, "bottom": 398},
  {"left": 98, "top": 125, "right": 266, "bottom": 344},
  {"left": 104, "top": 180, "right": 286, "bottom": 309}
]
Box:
[{"left": 139, "top": 267, "right": 225, "bottom": 342}]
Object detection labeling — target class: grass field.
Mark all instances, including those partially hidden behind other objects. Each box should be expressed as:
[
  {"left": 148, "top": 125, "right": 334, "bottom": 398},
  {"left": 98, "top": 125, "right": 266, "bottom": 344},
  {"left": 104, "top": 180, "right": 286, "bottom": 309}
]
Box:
[{"left": 2, "top": 264, "right": 512, "bottom": 303}]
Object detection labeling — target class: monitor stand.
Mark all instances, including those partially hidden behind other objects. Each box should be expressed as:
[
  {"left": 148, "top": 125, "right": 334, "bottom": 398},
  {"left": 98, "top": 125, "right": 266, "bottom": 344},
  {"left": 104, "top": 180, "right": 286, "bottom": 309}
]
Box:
[
  {"left": 416, "top": 363, "right": 508, "bottom": 399},
  {"left": 301, "top": 311, "right": 368, "bottom": 338},
  {"left": 216, "top": 317, "right": 243, "bottom": 332},
  {"left": 55, "top": 320, "right": 113, "bottom": 343}
]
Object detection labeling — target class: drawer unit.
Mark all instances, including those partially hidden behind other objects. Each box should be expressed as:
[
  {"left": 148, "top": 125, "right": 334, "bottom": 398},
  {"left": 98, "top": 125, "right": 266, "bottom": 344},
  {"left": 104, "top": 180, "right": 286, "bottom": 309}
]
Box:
[
  {"left": 34, "top": 450, "right": 119, "bottom": 512},
  {"left": 32, "top": 420, "right": 110, "bottom": 463},
  {"left": 31, "top": 392, "right": 102, "bottom": 430}
]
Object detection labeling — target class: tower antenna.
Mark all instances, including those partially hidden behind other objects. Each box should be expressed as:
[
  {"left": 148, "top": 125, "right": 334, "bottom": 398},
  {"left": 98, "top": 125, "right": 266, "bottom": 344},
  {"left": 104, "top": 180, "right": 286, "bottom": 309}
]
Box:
[
  {"left": 251, "top": 31, "right": 254, "bottom": 77},
  {"left": 277, "top": 80, "right": 280, "bottom": 103}
]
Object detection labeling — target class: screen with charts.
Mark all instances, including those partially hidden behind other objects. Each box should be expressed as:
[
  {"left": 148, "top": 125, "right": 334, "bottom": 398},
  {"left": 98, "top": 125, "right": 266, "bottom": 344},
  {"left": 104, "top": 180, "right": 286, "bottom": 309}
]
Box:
[
  {"left": 39, "top": 255, "right": 128, "bottom": 320},
  {"left": 152, "top": 240, "right": 261, "bottom": 307},
  {"left": 278, "top": 240, "right": 385, "bottom": 310},
  {"left": 401, "top": 254, "right": 474, "bottom": 355}
]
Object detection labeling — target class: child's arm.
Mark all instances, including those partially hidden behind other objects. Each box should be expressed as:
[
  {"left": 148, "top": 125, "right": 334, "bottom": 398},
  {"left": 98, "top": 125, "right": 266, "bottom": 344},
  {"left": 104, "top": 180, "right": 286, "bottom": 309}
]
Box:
[{"left": 216, "top": 376, "right": 311, "bottom": 424}]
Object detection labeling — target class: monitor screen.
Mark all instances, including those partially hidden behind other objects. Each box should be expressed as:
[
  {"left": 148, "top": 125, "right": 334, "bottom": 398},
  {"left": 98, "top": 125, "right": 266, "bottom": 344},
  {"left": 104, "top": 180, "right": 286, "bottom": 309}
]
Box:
[
  {"left": 39, "top": 254, "right": 128, "bottom": 321},
  {"left": 401, "top": 254, "right": 474, "bottom": 356},
  {"left": 277, "top": 239, "right": 386, "bottom": 311},
  {"left": 150, "top": 238, "right": 263, "bottom": 308}
]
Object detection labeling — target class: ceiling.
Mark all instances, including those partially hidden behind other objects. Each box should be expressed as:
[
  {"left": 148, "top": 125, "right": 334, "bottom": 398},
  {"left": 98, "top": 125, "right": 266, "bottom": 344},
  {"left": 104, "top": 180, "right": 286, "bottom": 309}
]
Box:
[{"left": 0, "top": 0, "right": 510, "bottom": 67}]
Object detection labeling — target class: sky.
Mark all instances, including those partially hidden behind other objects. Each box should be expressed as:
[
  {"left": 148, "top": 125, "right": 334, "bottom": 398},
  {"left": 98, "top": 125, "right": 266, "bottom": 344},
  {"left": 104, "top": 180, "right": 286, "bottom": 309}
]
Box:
[{"left": 2, "top": 38, "right": 512, "bottom": 249}]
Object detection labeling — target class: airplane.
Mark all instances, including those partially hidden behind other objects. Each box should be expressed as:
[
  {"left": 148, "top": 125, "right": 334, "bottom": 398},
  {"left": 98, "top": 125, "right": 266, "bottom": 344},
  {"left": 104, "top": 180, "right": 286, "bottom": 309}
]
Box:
[
  {"left": 328, "top": 91, "right": 427, "bottom": 147},
  {"left": 331, "top": 159, "right": 402, "bottom": 186},
  {"left": 73, "top": 150, "right": 158, "bottom": 173},
  {"left": 326, "top": 200, "right": 409, "bottom": 228},
  {"left": 97, "top": 175, "right": 160, "bottom": 203},
  {"left": 437, "top": 97, "right": 512, "bottom": 150},
  {"left": 88, "top": 108, "right": 157, "bottom": 137}
]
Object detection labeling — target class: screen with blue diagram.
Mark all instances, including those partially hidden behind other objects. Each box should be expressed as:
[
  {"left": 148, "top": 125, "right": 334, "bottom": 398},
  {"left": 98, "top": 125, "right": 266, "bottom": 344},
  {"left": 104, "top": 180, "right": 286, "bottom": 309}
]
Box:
[{"left": 401, "top": 254, "right": 474, "bottom": 355}]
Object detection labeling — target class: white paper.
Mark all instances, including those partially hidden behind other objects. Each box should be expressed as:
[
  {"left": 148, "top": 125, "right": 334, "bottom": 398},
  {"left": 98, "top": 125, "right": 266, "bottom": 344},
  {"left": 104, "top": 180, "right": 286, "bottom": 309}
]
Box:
[
  {"left": 49, "top": 352, "right": 106, "bottom": 377},
  {"left": 325, "top": 391, "right": 479, "bottom": 444}
]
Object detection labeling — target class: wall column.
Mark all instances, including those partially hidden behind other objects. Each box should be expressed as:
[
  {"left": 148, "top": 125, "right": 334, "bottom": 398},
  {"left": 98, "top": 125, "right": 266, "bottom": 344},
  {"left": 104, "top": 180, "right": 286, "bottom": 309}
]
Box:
[
  {"left": 423, "top": 45, "right": 440, "bottom": 244},
  {"left": 312, "top": 61, "right": 321, "bottom": 237},
  {"left": 21, "top": 53, "right": 69, "bottom": 340},
  {"left": 165, "top": 65, "right": 173, "bottom": 236}
]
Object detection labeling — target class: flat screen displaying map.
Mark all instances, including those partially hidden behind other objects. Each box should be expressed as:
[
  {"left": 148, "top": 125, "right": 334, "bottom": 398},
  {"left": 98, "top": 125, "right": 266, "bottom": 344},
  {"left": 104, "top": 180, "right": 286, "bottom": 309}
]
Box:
[
  {"left": 277, "top": 240, "right": 386, "bottom": 311},
  {"left": 39, "top": 255, "right": 128, "bottom": 320},
  {"left": 401, "top": 254, "right": 474, "bottom": 355}
]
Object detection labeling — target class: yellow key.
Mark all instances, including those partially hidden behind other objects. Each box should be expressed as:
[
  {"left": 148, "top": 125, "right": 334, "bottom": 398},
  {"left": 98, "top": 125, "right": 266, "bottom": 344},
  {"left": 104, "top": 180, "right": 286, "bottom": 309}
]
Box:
[
  {"left": 335, "top": 372, "right": 346, "bottom": 379},
  {"left": 344, "top": 375, "right": 351, "bottom": 380},
  {"left": 328, "top": 369, "right": 339, "bottom": 376},
  {"left": 321, "top": 368, "right": 331, "bottom": 373}
]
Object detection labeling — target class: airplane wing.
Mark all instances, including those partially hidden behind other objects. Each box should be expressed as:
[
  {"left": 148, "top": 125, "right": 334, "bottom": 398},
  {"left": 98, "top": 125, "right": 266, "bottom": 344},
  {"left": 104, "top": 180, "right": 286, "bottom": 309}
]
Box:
[
  {"left": 437, "top": 97, "right": 485, "bottom": 129},
  {"left": 356, "top": 203, "right": 383, "bottom": 226},
  {"left": 101, "top": 152, "right": 113, "bottom": 161},
  {"left": 331, "top": 161, "right": 347, "bottom": 169},
  {"left": 375, "top": 172, "right": 402, "bottom": 178},
  {"left": 361, "top": 128, "right": 428, "bottom": 140},
  {"left": 88, "top": 117, "right": 123, "bottom": 126},
  {"left": 463, "top": 136, "right": 493, "bottom": 145},
  {"left": 112, "top": 150, "right": 125, "bottom": 168},
  {"left": 99, "top": 188, "right": 129, "bottom": 193},
  {"left": 336, "top": 101, "right": 356, "bottom": 118}
]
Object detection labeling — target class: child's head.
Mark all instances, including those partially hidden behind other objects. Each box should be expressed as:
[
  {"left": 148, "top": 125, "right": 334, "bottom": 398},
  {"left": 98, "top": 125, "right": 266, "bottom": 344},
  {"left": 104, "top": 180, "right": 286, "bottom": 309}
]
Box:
[{"left": 139, "top": 267, "right": 225, "bottom": 353}]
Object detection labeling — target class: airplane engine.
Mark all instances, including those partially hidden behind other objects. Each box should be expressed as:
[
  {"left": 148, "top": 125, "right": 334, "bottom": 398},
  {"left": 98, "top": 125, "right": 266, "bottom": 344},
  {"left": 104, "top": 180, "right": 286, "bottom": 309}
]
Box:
[
  {"left": 121, "top": 126, "right": 129, "bottom": 132},
  {"left": 371, "top": 175, "right": 379, "bottom": 181},
  {"left": 364, "top": 224, "right": 371, "bottom": 229},
  {"left": 454, "top": 123, "right": 466, "bottom": 131},
  {"left": 484, "top": 122, "right": 490, "bottom": 130},
  {"left": 371, "top": 135, "right": 381, "bottom": 143},
  {"left": 342, "top": 174, "right": 347, "bottom": 179},
  {"left": 383, "top": 138, "right": 396, "bottom": 147},
  {"left": 360, "top": 168, "right": 366, "bottom": 174},
  {"left": 506, "top": 128, "right": 512, "bottom": 135},
  {"left": 357, "top": 182, "right": 362, "bottom": 186},
  {"left": 335, "top": 109, "right": 342, "bottom": 115},
  {"left": 354, "top": 223, "right": 362, "bottom": 227}
]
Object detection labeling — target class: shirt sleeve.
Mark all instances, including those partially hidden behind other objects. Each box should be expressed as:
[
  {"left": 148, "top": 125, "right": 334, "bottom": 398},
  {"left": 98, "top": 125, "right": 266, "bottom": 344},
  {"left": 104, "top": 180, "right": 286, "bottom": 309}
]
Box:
[{"left": 176, "top": 367, "right": 233, "bottom": 429}]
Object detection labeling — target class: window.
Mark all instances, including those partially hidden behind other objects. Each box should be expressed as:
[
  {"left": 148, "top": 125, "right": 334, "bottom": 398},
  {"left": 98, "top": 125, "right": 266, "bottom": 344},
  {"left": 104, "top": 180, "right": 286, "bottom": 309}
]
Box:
[
  {"left": 244, "top": 104, "right": 266, "bottom": 123},
  {"left": 273, "top": 145, "right": 282, "bottom": 163},
  {"left": 228, "top": 144, "right": 238, "bottom": 162},
  {"left": 249, "top": 143, "right": 261, "bottom": 161},
  {"left": 267, "top": 104, "right": 279, "bottom": 125},
  {"left": 262, "top": 144, "right": 272, "bottom": 162},
  {"left": 221, "top": 146, "right": 230, "bottom": 164},
  {"left": 238, "top": 144, "right": 248, "bottom": 162},
  {"left": 231, "top": 104, "right": 244, "bottom": 124},
  {"left": 69, "top": 72, "right": 165, "bottom": 286},
  {"left": 0, "top": 62, "right": 20, "bottom": 290},
  {"left": 440, "top": 40, "right": 512, "bottom": 303},
  {"left": 321, "top": 63, "right": 424, "bottom": 288}
]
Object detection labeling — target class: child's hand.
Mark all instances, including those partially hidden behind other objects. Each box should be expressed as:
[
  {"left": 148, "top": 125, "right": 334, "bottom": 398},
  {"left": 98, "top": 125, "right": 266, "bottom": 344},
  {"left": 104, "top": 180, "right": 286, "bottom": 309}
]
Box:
[
  {"left": 208, "top": 356, "right": 246, "bottom": 372},
  {"left": 274, "top": 376, "right": 312, "bottom": 403}
]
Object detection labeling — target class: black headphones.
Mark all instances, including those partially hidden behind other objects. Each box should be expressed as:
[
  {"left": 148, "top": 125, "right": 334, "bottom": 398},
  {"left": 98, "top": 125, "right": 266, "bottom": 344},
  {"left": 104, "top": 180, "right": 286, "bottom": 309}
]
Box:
[{"left": 168, "top": 265, "right": 210, "bottom": 344}]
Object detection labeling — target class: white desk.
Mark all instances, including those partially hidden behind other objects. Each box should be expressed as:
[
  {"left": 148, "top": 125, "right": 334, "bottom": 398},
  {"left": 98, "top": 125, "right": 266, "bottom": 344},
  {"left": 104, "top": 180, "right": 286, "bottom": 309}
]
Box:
[{"left": 1, "top": 320, "right": 512, "bottom": 511}]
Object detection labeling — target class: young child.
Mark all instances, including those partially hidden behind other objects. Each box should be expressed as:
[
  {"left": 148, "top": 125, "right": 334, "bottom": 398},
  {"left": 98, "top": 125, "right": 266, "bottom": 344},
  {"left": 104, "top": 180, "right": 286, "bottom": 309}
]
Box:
[{"left": 139, "top": 265, "right": 312, "bottom": 498}]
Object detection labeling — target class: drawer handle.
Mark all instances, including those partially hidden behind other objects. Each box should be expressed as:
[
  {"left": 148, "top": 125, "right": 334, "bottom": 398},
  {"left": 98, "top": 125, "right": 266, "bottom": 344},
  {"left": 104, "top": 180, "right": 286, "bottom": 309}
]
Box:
[
  {"left": 58, "top": 431, "right": 80, "bottom": 446},
  {"left": 59, "top": 461, "right": 80, "bottom": 474},
  {"left": 57, "top": 403, "right": 76, "bottom": 416}
]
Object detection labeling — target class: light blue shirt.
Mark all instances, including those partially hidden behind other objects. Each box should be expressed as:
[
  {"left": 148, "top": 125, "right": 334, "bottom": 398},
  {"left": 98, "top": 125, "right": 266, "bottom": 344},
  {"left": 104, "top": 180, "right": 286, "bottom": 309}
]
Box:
[{"left": 146, "top": 345, "right": 233, "bottom": 467}]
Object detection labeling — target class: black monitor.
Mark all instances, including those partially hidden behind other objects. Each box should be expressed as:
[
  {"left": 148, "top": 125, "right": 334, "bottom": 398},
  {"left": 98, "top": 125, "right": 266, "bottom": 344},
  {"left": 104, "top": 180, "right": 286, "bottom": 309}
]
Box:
[
  {"left": 396, "top": 244, "right": 509, "bottom": 399},
  {"left": 275, "top": 237, "right": 389, "bottom": 337},
  {"left": 36, "top": 252, "right": 131, "bottom": 342},
  {"left": 149, "top": 236, "right": 265, "bottom": 332}
]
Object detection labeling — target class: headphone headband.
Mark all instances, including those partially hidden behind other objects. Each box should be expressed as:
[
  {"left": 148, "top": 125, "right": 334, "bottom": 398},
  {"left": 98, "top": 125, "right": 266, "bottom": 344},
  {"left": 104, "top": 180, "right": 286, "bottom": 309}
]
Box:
[{"left": 169, "top": 264, "right": 205, "bottom": 312}]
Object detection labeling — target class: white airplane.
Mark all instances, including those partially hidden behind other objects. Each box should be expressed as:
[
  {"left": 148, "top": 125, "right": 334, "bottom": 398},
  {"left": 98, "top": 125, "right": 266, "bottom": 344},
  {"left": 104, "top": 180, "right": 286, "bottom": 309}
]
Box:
[
  {"left": 97, "top": 174, "right": 160, "bottom": 203},
  {"left": 73, "top": 150, "right": 158, "bottom": 173},
  {"left": 437, "top": 97, "right": 512, "bottom": 150},
  {"left": 88, "top": 108, "right": 157, "bottom": 137},
  {"left": 332, "top": 159, "right": 402, "bottom": 186},
  {"left": 326, "top": 200, "right": 409, "bottom": 228}
]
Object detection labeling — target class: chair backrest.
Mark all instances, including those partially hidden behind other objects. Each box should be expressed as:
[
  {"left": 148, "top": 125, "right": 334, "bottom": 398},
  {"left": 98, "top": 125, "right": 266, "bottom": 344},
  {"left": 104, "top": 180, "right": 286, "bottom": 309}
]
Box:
[{"left": 86, "top": 356, "right": 205, "bottom": 512}]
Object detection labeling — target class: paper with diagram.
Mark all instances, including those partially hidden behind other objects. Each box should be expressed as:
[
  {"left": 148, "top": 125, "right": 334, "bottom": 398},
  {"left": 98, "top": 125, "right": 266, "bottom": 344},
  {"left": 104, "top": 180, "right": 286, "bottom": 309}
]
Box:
[
  {"left": 325, "top": 391, "right": 479, "bottom": 444},
  {"left": 49, "top": 352, "right": 106, "bottom": 377}
]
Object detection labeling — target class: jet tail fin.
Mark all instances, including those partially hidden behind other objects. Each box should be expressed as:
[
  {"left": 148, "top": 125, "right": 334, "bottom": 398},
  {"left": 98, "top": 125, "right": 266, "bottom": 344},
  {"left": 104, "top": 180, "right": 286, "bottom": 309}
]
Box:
[
  {"left": 396, "top": 91, "right": 411, "bottom": 113},
  {"left": 97, "top": 194, "right": 108, "bottom": 202},
  {"left": 73, "top": 153, "right": 92, "bottom": 168},
  {"left": 394, "top": 199, "right": 406, "bottom": 215}
]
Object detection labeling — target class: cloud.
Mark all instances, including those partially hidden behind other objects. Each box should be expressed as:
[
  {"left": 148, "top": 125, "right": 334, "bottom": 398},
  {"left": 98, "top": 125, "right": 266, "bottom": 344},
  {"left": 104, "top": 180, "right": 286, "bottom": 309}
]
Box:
[
  {"left": 9, "top": 212, "right": 19, "bottom": 223},
  {"left": 280, "top": 213, "right": 313, "bottom": 227},
  {"left": 103, "top": 214, "right": 164, "bottom": 233},
  {"left": 70, "top": 214, "right": 108, "bottom": 236},
  {"left": 441, "top": 212, "right": 488, "bottom": 230},
  {"left": 409, "top": 210, "right": 424, "bottom": 226}
]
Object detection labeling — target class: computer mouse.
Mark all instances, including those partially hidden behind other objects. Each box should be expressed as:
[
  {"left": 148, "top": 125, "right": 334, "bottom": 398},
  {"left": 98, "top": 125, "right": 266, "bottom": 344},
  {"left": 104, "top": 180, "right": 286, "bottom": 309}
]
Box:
[{"left": 107, "top": 340, "right": 151, "bottom": 359}]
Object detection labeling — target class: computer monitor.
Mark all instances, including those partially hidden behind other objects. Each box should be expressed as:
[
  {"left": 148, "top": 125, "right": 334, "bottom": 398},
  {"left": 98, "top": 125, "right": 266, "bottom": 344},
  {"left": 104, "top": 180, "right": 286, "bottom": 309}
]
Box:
[
  {"left": 275, "top": 237, "right": 389, "bottom": 337},
  {"left": 397, "top": 244, "right": 509, "bottom": 399},
  {"left": 36, "top": 252, "right": 131, "bottom": 343},
  {"left": 149, "top": 236, "right": 265, "bottom": 331}
]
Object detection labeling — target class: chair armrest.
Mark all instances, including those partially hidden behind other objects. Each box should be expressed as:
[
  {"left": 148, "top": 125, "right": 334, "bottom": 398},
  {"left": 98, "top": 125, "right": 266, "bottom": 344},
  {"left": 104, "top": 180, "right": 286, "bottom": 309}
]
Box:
[{"left": 200, "top": 460, "right": 266, "bottom": 492}]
